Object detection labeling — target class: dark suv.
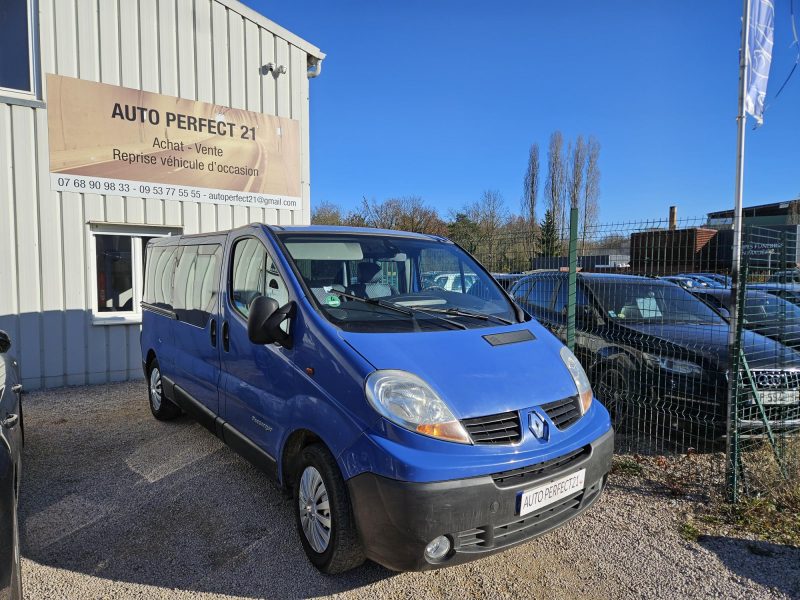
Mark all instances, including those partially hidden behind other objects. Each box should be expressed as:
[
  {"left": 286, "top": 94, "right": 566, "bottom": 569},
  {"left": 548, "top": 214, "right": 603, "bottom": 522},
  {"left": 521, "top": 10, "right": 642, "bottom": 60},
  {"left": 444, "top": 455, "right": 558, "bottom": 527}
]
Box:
[{"left": 510, "top": 272, "right": 800, "bottom": 438}]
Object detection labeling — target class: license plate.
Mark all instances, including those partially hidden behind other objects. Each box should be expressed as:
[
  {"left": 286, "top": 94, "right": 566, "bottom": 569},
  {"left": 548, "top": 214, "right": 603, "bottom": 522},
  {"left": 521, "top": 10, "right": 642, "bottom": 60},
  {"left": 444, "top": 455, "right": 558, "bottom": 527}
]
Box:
[
  {"left": 756, "top": 390, "right": 799, "bottom": 405},
  {"left": 517, "top": 469, "right": 586, "bottom": 516}
]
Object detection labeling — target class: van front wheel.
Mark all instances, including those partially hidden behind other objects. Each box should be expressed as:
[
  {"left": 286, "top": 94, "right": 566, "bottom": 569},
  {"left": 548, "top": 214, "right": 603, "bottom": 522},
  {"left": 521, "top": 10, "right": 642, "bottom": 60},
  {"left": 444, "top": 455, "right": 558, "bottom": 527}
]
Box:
[
  {"left": 293, "top": 444, "right": 364, "bottom": 573},
  {"left": 147, "top": 358, "right": 180, "bottom": 420}
]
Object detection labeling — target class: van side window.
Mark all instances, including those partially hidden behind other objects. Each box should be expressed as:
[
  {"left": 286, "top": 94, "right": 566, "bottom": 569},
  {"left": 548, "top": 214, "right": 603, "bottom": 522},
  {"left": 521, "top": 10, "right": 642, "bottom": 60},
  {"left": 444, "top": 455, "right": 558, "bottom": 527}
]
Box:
[
  {"left": 143, "top": 246, "right": 177, "bottom": 309},
  {"left": 173, "top": 244, "right": 221, "bottom": 327},
  {"left": 266, "top": 255, "right": 289, "bottom": 307},
  {"left": 231, "top": 238, "right": 290, "bottom": 322},
  {"left": 231, "top": 238, "right": 268, "bottom": 318}
]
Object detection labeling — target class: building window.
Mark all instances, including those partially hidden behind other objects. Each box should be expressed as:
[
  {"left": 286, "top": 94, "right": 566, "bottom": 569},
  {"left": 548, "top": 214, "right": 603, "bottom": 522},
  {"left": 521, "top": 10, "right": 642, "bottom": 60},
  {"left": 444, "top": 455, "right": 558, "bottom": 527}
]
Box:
[
  {"left": 95, "top": 235, "right": 137, "bottom": 313},
  {"left": 0, "top": 0, "right": 37, "bottom": 98},
  {"left": 90, "top": 225, "right": 181, "bottom": 324}
]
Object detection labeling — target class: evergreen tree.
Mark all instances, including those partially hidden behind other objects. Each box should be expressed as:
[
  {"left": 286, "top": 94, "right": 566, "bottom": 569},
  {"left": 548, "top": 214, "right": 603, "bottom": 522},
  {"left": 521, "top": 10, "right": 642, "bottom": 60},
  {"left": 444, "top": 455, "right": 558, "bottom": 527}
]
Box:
[
  {"left": 539, "top": 208, "right": 560, "bottom": 257},
  {"left": 447, "top": 213, "right": 481, "bottom": 254}
]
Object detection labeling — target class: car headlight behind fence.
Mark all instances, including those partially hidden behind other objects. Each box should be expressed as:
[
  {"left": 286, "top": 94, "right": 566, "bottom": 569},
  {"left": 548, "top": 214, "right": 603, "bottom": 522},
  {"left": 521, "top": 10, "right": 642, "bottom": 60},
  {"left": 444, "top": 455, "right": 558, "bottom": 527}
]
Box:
[{"left": 644, "top": 353, "right": 703, "bottom": 377}]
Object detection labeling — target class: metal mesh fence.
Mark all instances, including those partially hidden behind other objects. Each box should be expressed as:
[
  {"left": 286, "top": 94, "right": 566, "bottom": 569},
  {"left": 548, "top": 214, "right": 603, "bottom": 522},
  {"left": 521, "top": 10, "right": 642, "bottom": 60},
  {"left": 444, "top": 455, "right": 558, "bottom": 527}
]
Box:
[{"left": 454, "top": 216, "right": 800, "bottom": 501}]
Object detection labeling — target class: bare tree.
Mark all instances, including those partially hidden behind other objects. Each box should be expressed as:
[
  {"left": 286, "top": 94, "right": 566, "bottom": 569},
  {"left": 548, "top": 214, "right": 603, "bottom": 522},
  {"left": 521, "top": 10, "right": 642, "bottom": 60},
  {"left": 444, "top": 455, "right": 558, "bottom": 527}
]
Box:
[
  {"left": 582, "top": 136, "right": 601, "bottom": 246},
  {"left": 788, "top": 199, "right": 800, "bottom": 225},
  {"left": 358, "top": 196, "right": 447, "bottom": 235},
  {"left": 566, "top": 136, "right": 587, "bottom": 253},
  {"left": 521, "top": 143, "right": 540, "bottom": 260},
  {"left": 568, "top": 135, "right": 586, "bottom": 210},
  {"left": 544, "top": 131, "right": 568, "bottom": 240},
  {"left": 463, "top": 190, "right": 509, "bottom": 271},
  {"left": 311, "top": 201, "right": 344, "bottom": 225}
]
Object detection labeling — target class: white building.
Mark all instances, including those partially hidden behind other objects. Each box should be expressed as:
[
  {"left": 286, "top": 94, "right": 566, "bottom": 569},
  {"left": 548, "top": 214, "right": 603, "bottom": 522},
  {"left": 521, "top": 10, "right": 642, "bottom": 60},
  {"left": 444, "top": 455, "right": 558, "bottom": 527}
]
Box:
[{"left": 0, "top": 0, "right": 324, "bottom": 389}]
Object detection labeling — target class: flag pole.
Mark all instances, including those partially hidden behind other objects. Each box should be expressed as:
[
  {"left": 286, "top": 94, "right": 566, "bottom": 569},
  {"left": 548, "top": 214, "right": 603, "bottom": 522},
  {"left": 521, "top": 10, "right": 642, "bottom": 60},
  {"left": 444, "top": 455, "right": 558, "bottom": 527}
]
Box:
[{"left": 726, "top": 0, "right": 751, "bottom": 503}]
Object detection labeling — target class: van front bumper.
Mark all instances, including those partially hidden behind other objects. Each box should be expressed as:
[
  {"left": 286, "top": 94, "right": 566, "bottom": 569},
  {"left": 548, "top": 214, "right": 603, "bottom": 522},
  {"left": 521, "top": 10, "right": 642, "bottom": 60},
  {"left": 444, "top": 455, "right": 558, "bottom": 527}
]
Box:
[{"left": 346, "top": 427, "right": 613, "bottom": 571}]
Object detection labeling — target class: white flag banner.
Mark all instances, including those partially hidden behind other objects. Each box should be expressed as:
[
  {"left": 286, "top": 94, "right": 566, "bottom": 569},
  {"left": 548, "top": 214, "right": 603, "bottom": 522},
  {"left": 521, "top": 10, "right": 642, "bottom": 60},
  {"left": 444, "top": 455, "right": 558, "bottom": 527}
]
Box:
[{"left": 745, "top": 0, "right": 775, "bottom": 124}]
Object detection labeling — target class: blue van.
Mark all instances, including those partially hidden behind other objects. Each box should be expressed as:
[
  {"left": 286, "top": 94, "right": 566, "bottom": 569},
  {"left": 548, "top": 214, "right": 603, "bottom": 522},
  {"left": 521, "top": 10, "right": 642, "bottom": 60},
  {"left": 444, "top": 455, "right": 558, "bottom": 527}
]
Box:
[{"left": 140, "top": 224, "right": 613, "bottom": 573}]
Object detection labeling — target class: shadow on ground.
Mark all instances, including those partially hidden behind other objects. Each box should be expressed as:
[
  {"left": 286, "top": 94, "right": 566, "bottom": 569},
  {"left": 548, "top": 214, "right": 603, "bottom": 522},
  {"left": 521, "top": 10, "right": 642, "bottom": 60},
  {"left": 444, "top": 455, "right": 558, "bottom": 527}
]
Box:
[
  {"left": 18, "top": 382, "right": 393, "bottom": 599},
  {"left": 698, "top": 536, "right": 800, "bottom": 599}
]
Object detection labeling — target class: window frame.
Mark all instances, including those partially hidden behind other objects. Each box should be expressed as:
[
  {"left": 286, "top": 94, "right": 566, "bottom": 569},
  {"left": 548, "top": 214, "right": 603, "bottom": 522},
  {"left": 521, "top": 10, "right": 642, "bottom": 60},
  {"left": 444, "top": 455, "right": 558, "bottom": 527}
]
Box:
[
  {"left": 0, "top": 0, "right": 43, "bottom": 106},
  {"left": 88, "top": 223, "right": 181, "bottom": 325}
]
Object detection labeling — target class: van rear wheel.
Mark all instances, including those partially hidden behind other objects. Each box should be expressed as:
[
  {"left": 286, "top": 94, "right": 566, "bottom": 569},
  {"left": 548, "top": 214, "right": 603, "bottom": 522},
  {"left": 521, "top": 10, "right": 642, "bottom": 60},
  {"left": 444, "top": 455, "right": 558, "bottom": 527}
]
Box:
[
  {"left": 293, "top": 444, "right": 364, "bottom": 574},
  {"left": 147, "top": 358, "right": 180, "bottom": 420}
]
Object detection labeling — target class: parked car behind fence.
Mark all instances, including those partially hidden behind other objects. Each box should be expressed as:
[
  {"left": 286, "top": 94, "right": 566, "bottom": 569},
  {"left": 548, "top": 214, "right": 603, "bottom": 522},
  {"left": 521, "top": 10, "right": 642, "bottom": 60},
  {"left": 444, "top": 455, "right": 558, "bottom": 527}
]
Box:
[
  {"left": 511, "top": 272, "right": 800, "bottom": 445},
  {"left": 461, "top": 217, "right": 800, "bottom": 502}
]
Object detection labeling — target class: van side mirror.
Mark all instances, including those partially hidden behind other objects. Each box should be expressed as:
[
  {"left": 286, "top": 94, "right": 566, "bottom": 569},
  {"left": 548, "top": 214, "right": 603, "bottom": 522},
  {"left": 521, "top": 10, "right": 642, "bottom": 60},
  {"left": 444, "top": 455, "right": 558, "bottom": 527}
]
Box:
[
  {"left": 0, "top": 330, "right": 10, "bottom": 353},
  {"left": 247, "top": 296, "right": 296, "bottom": 348}
]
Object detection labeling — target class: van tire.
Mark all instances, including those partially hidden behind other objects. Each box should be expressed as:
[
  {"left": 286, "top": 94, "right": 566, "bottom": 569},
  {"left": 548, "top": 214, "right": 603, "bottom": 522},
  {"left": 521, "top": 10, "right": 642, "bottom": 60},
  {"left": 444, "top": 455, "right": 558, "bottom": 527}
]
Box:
[
  {"left": 147, "top": 358, "right": 181, "bottom": 421},
  {"left": 293, "top": 443, "right": 365, "bottom": 574}
]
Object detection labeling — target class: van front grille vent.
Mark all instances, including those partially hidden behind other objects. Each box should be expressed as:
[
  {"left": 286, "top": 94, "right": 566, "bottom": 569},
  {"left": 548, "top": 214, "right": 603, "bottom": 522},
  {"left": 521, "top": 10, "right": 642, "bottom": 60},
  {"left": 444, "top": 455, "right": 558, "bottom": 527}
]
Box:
[
  {"left": 462, "top": 411, "right": 521, "bottom": 444},
  {"left": 541, "top": 395, "right": 582, "bottom": 430}
]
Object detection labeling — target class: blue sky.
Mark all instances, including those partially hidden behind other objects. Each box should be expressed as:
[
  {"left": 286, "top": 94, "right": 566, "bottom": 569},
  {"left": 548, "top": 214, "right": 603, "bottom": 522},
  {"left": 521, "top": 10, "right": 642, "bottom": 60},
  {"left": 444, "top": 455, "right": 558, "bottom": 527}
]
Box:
[{"left": 248, "top": 1, "right": 800, "bottom": 223}]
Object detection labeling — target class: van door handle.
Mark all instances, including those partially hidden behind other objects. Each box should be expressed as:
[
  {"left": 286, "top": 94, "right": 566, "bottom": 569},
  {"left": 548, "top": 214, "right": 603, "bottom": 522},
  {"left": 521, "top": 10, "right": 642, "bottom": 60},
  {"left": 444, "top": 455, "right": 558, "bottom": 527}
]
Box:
[
  {"left": 11, "top": 384, "right": 23, "bottom": 394},
  {"left": 1, "top": 414, "right": 18, "bottom": 429},
  {"left": 210, "top": 319, "right": 217, "bottom": 347},
  {"left": 222, "top": 321, "right": 230, "bottom": 352}
]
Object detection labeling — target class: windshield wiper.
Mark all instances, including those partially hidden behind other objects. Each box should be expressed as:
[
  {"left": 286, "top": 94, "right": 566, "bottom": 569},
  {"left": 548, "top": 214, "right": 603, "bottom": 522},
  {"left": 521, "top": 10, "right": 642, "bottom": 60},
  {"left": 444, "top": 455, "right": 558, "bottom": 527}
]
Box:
[
  {"left": 328, "top": 291, "right": 467, "bottom": 330},
  {"left": 415, "top": 307, "right": 514, "bottom": 325}
]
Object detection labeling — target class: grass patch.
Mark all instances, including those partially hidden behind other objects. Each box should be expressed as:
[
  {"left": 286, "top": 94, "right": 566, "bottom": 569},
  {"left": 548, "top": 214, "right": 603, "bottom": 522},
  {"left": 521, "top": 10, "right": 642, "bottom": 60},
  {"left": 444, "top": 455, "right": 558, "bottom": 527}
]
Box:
[
  {"left": 704, "top": 438, "right": 800, "bottom": 547},
  {"left": 611, "top": 456, "right": 644, "bottom": 477},
  {"left": 614, "top": 438, "right": 800, "bottom": 548},
  {"left": 679, "top": 520, "right": 701, "bottom": 543}
]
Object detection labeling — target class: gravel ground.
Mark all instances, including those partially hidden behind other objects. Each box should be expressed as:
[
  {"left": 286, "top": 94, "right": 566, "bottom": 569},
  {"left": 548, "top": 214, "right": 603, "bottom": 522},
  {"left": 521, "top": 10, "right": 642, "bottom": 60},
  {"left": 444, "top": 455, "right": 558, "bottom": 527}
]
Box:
[{"left": 17, "top": 381, "right": 800, "bottom": 600}]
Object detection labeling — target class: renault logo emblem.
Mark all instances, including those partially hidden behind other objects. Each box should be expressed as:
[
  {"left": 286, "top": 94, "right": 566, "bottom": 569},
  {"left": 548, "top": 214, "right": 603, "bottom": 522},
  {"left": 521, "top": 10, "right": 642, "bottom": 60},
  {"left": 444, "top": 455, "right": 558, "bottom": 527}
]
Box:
[{"left": 529, "top": 411, "right": 549, "bottom": 440}]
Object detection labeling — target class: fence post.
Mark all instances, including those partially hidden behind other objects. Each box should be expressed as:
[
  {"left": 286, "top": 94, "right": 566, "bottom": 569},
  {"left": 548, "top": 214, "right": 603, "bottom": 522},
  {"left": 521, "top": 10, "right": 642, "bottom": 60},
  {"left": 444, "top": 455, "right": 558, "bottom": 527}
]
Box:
[
  {"left": 566, "top": 206, "right": 579, "bottom": 352},
  {"left": 726, "top": 259, "right": 748, "bottom": 503}
]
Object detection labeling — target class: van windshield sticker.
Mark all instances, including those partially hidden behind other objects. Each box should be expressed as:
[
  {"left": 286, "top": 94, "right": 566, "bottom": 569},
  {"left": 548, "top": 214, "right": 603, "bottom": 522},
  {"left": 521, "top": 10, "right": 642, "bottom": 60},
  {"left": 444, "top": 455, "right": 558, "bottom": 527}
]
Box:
[{"left": 325, "top": 294, "right": 341, "bottom": 308}]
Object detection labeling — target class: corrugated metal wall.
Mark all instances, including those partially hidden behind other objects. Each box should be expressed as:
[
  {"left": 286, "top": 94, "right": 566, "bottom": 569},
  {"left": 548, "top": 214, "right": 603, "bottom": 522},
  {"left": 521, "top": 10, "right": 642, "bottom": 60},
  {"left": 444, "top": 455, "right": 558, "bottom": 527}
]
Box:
[{"left": 0, "top": 0, "right": 321, "bottom": 390}]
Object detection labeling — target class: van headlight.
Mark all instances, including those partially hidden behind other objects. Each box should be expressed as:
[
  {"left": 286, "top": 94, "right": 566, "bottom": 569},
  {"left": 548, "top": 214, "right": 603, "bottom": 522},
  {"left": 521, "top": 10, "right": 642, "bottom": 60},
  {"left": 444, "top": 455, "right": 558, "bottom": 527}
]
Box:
[
  {"left": 365, "top": 370, "right": 471, "bottom": 444},
  {"left": 559, "top": 346, "right": 593, "bottom": 414}
]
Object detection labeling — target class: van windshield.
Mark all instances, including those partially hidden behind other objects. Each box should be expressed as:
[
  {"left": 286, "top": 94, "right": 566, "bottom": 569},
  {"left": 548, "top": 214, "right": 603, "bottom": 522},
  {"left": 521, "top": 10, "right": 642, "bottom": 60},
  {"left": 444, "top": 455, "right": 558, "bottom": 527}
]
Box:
[{"left": 277, "top": 232, "right": 518, "bottom": 332}]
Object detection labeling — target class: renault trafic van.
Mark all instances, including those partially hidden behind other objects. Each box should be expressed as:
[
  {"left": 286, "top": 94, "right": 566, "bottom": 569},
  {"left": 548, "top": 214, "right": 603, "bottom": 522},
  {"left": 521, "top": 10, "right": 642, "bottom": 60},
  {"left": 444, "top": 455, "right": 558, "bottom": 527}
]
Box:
[{"left": 140, "top": 224, "right": 613, "bottom": 573}]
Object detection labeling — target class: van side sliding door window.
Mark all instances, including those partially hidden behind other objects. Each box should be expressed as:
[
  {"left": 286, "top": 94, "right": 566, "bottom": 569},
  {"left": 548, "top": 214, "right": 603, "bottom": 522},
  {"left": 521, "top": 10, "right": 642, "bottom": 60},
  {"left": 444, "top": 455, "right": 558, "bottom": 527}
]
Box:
[{"left": 173, "top": 244, "right": 222, "bottom": 327}]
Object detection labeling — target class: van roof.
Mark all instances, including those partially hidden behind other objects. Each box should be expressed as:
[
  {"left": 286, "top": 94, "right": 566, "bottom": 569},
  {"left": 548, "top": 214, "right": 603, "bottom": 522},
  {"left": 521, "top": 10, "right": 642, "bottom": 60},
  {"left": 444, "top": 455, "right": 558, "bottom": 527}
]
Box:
[
  {"left": 146, "top": 223, "right": 450, "bottom": 247},
  {"left": 272, "top": 225, "right": 448, "bottom": 241}
]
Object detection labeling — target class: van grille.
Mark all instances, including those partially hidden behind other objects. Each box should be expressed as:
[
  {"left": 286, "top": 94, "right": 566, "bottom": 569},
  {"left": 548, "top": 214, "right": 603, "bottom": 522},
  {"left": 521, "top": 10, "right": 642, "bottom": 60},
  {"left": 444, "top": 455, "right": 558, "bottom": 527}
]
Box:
[
  {"left": 462, "top": 411, "right": 521, "bottom": 444},
  {"left": 541, "top": 395, "right": 582, "bottom": 430},
  {"left": 490, "top": 445, "right": 590, "bottom": 488}
]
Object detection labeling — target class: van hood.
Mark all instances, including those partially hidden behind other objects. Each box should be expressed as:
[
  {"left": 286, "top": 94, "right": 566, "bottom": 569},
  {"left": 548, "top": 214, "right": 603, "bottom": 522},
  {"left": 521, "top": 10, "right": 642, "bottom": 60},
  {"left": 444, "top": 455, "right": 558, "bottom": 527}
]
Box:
[{"left": 339, "top": 321, "right": 578, "bottom": 419}]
